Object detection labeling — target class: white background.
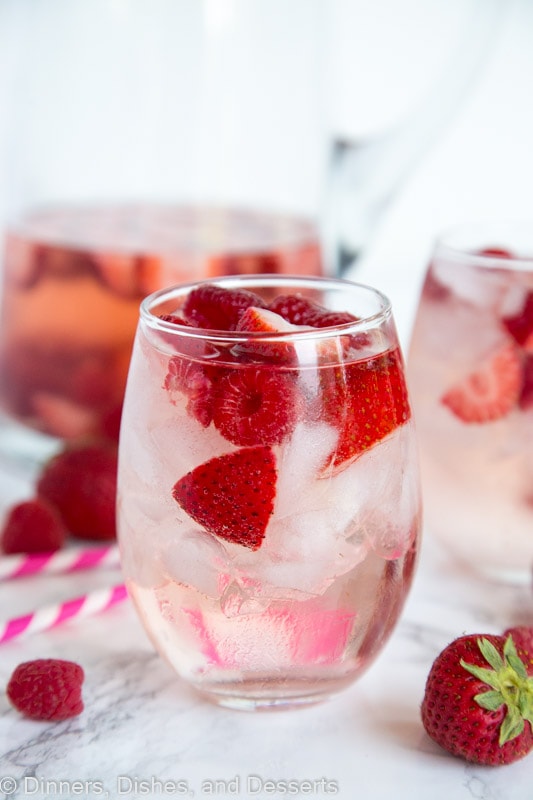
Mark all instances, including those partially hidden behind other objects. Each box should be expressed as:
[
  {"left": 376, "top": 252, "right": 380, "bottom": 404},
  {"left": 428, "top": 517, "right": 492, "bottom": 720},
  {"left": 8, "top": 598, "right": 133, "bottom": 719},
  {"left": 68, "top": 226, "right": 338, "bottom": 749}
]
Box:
[{"left": 0, "top": 0, "right": 532, "bottom": 343}]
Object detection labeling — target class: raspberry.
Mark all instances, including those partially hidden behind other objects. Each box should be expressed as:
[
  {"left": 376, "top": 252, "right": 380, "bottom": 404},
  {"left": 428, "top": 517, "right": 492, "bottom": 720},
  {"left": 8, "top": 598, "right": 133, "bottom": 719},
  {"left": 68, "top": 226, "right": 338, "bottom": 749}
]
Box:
[
  {"left": 7, "top": 659, "right": 84, "bottom": 721},
  {"left": 212, "top": 368, "right": 299, "bottom": 446},
  {"left": 182, "top": 284, "right": 267, "bottom": 330},
  {"left": 268, "top": 294, "right": 357, "bottom": 327},
  {"left": 37, "top": 442, "right": 118, "bottom": 541},
  {"left": 1, "top": 498, "right": 67, "bottom": 554}
]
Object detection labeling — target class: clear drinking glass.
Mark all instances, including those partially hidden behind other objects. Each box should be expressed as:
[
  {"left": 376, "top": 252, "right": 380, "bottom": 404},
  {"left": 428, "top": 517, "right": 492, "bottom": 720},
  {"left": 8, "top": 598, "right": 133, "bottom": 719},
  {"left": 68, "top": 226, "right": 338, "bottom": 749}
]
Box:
[
  {"left": 117, "top": 275, "right": 422, "bottom": 709},
  {"left": 408, "top": 223, "right": 533, "bottom": 583}
]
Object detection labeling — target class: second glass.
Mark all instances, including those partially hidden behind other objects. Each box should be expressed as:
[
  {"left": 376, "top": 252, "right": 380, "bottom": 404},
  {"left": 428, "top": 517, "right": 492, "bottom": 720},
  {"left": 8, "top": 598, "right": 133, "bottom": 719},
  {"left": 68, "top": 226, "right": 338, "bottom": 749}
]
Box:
[
  {"left": 117, "top": 275, "right": 421, "bottom": 710},
  {"left": 408, "top": 223, "right": 533, "bottom": 583}
]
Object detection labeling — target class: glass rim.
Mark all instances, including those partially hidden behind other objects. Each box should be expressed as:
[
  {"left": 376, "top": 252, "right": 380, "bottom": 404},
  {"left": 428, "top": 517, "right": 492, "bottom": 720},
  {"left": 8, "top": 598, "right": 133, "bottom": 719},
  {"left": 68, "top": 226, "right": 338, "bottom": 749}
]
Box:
[
  {"left": 139, "top": 274, "right": 393, "bottom": 342},
  {"left": 434, "top": 220, "right": 533, "bottom": 268}
]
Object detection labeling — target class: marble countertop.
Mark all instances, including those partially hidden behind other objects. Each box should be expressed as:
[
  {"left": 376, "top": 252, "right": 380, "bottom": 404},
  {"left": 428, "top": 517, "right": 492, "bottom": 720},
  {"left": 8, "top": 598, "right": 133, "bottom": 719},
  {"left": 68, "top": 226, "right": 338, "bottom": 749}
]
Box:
[{"left": 0, "top": 458, "right": 532, "bottom": 800}]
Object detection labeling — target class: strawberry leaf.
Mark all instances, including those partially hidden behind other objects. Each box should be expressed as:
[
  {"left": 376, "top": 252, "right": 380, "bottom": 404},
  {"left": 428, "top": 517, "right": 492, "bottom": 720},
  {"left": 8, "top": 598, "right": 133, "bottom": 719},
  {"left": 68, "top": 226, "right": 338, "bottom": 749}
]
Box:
[
  {"left": 474, "top": 690, "right": 505, "bottom": 711},
  {"left": 500, "top": 707, "right": 525, "bottom": 746},
  {"left": 461, "top": 634, "right": 533, "bottom": 746},
  {"left": 503, "top": 636, "right": 528, "bottom": 680},
  {"left": 519, "top": 693, "right": 533, "bottom": 726},
  {"left": 479, "top": 637, "right": 505, "bottom": 671},
  {"left": 460, "top": 660, "right": 502, "bottom": 690}
]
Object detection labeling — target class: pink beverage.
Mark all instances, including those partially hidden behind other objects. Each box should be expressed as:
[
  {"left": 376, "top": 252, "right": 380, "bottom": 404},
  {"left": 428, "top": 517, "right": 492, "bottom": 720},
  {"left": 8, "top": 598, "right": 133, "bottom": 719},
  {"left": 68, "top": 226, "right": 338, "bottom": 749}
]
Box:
[
  {"left": 117, "top": 276, "right": 421, "bottom": 709},
  {"left": 408, "top": 225, "right": 533, "bottom": 582},
  {"left": 0, "top": 205, "right": 321, "bottom": 451}
]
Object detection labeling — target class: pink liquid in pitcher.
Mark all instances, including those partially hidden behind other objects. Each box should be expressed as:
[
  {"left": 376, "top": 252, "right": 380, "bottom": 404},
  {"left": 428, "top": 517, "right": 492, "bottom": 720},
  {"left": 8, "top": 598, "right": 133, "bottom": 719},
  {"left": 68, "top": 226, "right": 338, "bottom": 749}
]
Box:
[{"left": 0, "top": 205, "right": 322, "bottom": 444}]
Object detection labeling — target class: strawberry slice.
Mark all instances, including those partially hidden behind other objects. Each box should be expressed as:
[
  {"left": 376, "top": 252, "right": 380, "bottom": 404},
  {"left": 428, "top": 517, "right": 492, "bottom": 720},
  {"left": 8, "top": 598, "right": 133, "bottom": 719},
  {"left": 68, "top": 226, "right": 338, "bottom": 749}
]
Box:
[
  {"left": 321, "top": 347, "right": 411, "bottom": 472},
  {"left": 94, "top": 253, "right": 162, "bottom": 299},
  {"left": 477, "top": 247, "right": 515, "bottom": 259},
  {"left": 182, "top": 284, "right": 267, "bottom": 330},
  {"left": 235, "top": 306, "right": 311, "bottom": 364},
  {"left": 172, "top": 446, "right": 276, "bottom": 550},
  {"left": 212, "top": 367, "right": 299, "bottom": 446},
  {"left": 502, "top": 290, "right": 533, "bottom": 346},
  {"left": 518, "top": 353, "right": 533, "bottom": 410},
  {"left": 236, "top": 306, "right": 306, "bottom": 335},
  {"left": 441, "top": 343, "right": 522, "bottom": 423}
]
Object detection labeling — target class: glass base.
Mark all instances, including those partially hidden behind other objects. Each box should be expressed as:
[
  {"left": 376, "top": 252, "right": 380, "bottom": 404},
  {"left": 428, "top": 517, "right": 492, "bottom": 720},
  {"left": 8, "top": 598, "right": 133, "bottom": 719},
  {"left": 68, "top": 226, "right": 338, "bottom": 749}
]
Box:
[{"left": 192, "top": 674, "right": 356, "bottom": 712}]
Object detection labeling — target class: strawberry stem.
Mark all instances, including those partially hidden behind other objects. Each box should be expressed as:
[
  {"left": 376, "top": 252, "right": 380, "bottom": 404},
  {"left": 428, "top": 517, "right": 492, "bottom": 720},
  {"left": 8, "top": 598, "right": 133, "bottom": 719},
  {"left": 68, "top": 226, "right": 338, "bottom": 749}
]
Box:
[{"left": 460, "top": 636, "right": 533, "bottom": 746}]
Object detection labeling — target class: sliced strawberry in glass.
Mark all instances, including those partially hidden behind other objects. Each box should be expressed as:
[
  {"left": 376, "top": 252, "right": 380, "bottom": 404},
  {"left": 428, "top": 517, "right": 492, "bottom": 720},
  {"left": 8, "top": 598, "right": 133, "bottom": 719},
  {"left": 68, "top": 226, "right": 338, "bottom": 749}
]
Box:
[
  {"left": 502, "top": 290, "right": 533, "bottom": 346},
  {"left": 321, "top": 347, "right": 411, "bottom": 473},
  {"left": 172, "top": 446, "right": 277, "bottom": 550},
  {"left": 441, "top": 342, "right": 522, "bottom": 422}
]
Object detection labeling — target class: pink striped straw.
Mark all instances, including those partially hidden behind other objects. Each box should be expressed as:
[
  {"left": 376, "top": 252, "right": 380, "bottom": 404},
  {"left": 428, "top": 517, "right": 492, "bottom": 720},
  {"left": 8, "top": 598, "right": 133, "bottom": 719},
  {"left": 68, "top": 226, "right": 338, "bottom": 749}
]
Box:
[
  {"left": 0, "top": 583, "right": 128, "bottom": 644},
  {"left": 0, "top": 544, "right": 120, "bottom": 581}
]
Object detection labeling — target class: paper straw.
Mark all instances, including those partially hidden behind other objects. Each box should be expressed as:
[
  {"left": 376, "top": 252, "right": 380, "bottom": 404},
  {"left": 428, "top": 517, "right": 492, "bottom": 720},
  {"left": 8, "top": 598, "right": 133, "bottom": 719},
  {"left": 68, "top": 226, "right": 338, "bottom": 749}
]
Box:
[
  {"left": 0, "top": 544, "right": 120, "bottom": 582},
  {"left": 0, "top": 583, "right": 128, "bottom": 644}
]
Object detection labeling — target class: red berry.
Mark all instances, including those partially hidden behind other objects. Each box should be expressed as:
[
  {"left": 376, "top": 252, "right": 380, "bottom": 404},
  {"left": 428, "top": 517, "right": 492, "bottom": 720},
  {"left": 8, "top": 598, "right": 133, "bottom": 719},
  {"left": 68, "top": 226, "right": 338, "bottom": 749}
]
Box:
[
  {"left": 212, "top": 367, "right": 299, "bottom": 447},
  {"left": 421, "top": 264, "right": 452, "bottom": 302},
  {"left": 94, "top": 253, "right": 162, "bottom": 299},
  {"left": 164, "top": 356, "right": 215, "bottom": 427},
  {"left": 321, "top": 347, "right": 411, "bottom": 472},
  {"left": 37, "top": 443, "right": 118, "bottom": 541},
  {"left": 503, "top": 626, "right": 533, "bottom": 670},
  {"left": 477, "top": 247, "right": 515, "bottom": 259},
  {"left": 421, "top": 632, "right": 533, "bottom": 766},
  {"left": 268, "top": 294, "right": 357, "bottom": 328},
  {"left": 441, "top": 343, "right": 522, "bottom": 423},
  {"left": 519, "top": 354, "right": 533, "bottom": 410},
  {"left": 7, "top": 659, "right": 84, "bottom": 721},
  {"left": 182, "top": 284, "right": 267, "bottom": 331},
  {"left": 172, "top": 446, "right": 277, "bottom": 550},
  {"left": 502, "top": 291, "right": 533, "bottom": 346},
  {"left": 158, "top": 313, "right": 190, "bottom": 325},
  {"left": 1, "top": 499, "right": 67, "bottom": 554},
  {"left": 235, "top": 306, "right": 307, "bottom": 364}
]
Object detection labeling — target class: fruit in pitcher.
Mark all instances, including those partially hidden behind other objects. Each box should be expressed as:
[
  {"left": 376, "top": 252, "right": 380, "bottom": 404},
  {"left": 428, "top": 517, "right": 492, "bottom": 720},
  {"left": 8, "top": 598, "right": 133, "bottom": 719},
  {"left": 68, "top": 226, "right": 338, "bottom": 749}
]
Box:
[{"left": 421, "top": 631, "right": 533, "bottom": 765}]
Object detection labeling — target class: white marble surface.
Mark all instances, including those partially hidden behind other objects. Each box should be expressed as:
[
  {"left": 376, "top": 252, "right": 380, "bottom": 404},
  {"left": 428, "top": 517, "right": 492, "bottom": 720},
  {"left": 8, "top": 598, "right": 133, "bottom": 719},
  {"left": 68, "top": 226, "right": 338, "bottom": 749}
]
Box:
[
  {"left": 0, "top": 457, "right": 532, "bottom": 800},
  {"left": 1, "top": 2, "right": 533, "bottom": 792}
]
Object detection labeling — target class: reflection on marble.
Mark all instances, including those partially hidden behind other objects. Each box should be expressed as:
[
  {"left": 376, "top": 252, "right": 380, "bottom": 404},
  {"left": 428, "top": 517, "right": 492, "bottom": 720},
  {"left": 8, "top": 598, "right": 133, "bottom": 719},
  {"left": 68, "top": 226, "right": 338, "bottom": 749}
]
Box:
[{"left": 0, "top": 521, "right": 531, "bottom": 800}]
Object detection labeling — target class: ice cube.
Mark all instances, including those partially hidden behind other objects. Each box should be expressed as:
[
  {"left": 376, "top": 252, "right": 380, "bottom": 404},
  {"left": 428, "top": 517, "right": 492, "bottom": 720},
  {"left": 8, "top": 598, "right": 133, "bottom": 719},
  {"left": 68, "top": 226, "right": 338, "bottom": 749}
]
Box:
[
  {"left": 159, "top": 528, "right": 229, "bottom": 598},
  {"left": 345, "top": 423, "right": 420, "bottom": 559},
  {"left": 273, "top": 421, "right": 339, "bottom": 519},
  {"left": 432, "top": 258, "right": 525, "bottom": 313}
]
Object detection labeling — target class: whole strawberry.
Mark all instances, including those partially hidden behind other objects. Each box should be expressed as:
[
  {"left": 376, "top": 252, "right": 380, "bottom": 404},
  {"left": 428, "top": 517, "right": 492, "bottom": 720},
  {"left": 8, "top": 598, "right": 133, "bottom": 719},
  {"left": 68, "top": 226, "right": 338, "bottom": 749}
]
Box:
[
  {"left": 421, "top": 632, "right": 533, "bottom": 765},
  {"left": 7, "top": 659, "right": 84, "bottom": 721},
  {"left": 37, "top": 441, "right": 118, "bottom": 541}
]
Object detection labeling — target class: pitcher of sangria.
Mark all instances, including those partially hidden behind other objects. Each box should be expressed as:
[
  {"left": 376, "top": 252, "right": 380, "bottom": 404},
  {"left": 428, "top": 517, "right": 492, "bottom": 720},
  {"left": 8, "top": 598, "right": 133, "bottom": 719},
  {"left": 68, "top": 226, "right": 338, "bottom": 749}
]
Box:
[{"left": 0, "top": 0, "right": 332, "bottom": 465}]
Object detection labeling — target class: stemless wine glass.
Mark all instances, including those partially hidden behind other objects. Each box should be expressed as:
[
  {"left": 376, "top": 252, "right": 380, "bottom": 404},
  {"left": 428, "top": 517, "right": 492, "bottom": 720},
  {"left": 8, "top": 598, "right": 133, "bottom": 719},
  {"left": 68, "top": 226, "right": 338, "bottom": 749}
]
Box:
[
  {"left": 408, "top": 222, "right": 533, "bottom": 583},
  {"left": 117, "top": 275, "right": 421, "bottom": 710}
]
